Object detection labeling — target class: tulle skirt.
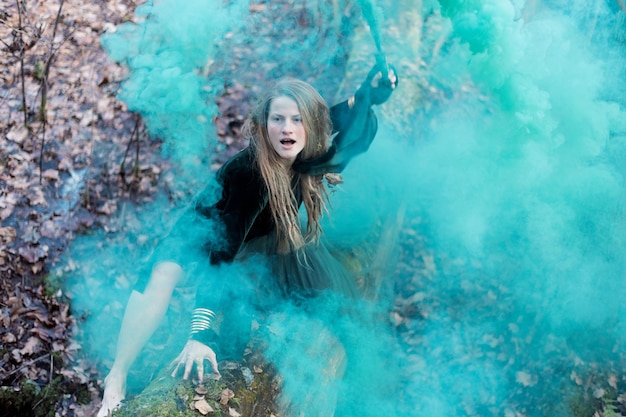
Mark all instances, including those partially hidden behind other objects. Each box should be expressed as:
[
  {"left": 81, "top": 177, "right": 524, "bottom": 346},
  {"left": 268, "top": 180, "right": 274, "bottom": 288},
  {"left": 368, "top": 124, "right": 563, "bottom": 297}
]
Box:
[{"left": 236, "top": 232, "right": 359, "bottom": 305}]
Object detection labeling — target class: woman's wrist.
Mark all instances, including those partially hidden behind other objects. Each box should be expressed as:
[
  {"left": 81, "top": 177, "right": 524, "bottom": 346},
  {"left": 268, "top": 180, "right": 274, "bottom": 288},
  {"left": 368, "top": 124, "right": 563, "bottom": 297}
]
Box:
[{"left": 190, "top": 308, "right": 216, "bottom": 335}]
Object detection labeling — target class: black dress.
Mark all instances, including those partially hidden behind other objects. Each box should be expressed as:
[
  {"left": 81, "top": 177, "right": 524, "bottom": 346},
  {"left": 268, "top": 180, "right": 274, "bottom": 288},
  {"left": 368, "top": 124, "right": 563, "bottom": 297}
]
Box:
[{"left": 139, "top": 95, "right": 379, "bottom": 355}]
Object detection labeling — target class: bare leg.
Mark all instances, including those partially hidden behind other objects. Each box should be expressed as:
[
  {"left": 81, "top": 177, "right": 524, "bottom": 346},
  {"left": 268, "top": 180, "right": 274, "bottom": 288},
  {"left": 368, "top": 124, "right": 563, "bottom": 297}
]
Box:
[{"left": 97, "top": 262, "right": 183, "bottom": 417}]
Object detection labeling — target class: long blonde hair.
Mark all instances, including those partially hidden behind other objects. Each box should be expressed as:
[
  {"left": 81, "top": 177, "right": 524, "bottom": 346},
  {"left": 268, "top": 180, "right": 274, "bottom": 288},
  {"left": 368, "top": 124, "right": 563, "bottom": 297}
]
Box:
[{"left": 243, "top": 78, "right": 331, "bottom": 252}]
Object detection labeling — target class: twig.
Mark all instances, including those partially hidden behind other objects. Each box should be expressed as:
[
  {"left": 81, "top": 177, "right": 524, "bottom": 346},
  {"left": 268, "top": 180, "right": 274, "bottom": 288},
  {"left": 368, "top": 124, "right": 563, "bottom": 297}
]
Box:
[
  {"left": 16, "top": 0, "right": 27, "bottom": 126},
  {"left": 38, "top": 0, "right": 65, "bottom": 184},
  {"left": 0, "top": 353, "right": 49, "bottom": 380},
  {"left": 120, "top": 115, "right": 142, "bottom": 185},
  {"left": 51, "top": 0, "right": 64, "bottom": 42},
  {"left": 135, "top": 119, "right": 141, "bottom": 175}
]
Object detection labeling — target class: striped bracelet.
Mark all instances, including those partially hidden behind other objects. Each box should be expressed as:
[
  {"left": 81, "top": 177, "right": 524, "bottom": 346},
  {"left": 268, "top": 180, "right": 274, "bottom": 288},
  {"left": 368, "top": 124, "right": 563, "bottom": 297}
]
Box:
[{"left": 190, "top": 308, "right": 216, "bottom": 335}]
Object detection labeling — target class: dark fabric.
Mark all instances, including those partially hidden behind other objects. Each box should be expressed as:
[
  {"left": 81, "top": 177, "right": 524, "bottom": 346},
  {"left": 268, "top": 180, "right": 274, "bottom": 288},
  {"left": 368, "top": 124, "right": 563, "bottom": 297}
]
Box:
[
  {"left": 292, "top": 99, "right": 378, "bottom": 175},
  {"left": 356, "top": 63, "right": 398, "bottom": 105}
]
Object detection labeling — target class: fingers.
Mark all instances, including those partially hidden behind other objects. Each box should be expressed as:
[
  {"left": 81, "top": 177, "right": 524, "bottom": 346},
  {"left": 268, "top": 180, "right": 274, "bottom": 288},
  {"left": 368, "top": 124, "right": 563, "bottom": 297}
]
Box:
[
  {"left": 208, "top": 355, "right": 220, "bottom": 376},
  {"left": 370, "top": 69, "right": 397, "bottom": 89},
  {"left": 370, "top": 71, "right": 383, "bottom": 88},
  {"left": 168, "top": 351, "right": 183, "bottom": 370},
  {"left": 170, "top": 361, "right": 181, "bottom": 378},
  {"left": 196, "top": 360, "right": 204, "bottom": 382},
  {"left": 170, "top": 341, "right": 221, "bottom": 382},
  {"left": 183, "top": 357, "right": 194, "bottom": 380},
  {"left": 388, "top": 69, "right": 397, "bottom": 88}
]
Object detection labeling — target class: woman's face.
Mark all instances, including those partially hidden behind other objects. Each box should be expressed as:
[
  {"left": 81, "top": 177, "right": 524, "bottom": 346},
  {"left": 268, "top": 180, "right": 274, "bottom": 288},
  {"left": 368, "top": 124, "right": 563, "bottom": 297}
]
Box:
[{"left": 267, "top": 96, "right": 307, "bottom": 165}]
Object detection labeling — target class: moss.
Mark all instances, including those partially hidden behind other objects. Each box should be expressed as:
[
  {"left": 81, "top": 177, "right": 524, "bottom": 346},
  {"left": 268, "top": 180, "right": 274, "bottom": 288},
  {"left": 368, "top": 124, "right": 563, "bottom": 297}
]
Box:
[
  {"left": 569, "top": 395, "right": 596, "bottom": 417},
  {"left": 0, "top": 378, "right": 63, "bottom": 417},
  {"left": 43, "top": 272, "right": 64, "bottom": 298},
  {"left": 114, "top": 360, "right": 281, "bottom": 417},
  {"left": 113, "top": 371, "right": 215, "bottom": 417}
]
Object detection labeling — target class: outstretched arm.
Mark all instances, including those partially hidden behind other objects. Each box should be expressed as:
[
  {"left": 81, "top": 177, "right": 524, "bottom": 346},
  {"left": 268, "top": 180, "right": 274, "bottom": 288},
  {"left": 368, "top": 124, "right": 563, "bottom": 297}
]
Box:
[{"left": 171, "top": 152, "right": 268, "bottom": 380}]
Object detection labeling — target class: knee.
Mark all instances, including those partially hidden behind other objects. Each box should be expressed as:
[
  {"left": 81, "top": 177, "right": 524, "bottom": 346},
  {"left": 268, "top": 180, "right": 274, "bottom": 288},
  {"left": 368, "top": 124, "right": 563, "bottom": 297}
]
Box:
[{"left": 148, "top": 261, "right": 183, "bottom": 292}]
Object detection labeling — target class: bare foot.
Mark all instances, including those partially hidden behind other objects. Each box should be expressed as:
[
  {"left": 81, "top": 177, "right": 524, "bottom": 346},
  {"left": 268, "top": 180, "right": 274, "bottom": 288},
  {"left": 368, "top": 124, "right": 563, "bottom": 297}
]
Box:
[{"left": 97, "top": 371, "right": 126, "bottom": 417}]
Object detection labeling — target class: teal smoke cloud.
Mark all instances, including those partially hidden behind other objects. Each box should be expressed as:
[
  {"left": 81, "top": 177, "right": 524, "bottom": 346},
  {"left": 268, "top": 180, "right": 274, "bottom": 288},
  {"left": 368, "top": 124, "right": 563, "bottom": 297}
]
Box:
[
  {"left": 62, "top": 0, "right": 626, "bottom": 416},
  {"left": 100, "top": 0, "right": 247, "bottom": 177}
]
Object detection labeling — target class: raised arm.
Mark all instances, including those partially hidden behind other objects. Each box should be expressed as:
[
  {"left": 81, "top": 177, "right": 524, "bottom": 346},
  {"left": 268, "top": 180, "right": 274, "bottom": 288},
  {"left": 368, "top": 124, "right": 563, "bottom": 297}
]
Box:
[{"left": 292, "top": 63, "right": 398, "bottom": 175}]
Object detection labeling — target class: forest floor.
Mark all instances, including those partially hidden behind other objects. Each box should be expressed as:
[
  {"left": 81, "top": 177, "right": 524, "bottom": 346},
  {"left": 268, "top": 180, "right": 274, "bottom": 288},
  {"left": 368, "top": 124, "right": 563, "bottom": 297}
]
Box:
[{"left": 2, "top": 1, "right": 626, "bottom": 417}]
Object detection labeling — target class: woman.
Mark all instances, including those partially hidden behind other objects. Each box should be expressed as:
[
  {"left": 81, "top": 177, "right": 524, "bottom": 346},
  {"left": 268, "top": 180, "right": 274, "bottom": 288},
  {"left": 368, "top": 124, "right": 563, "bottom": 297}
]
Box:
[{"left": 98, "top": 64, "right": 397, "bottom": 417}]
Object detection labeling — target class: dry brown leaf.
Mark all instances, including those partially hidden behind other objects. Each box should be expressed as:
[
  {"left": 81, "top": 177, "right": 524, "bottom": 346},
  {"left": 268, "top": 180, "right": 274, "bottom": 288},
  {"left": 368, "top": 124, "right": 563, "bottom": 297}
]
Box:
[
  {"left": 195, "top": 386, "right": 208, "bottom": 395},
  {"left": 97, "top": 200, "right": 117, "bottom": 215},
  {"left": 2, "top": 332, "right": 17, "bottom": 344},
  {"left": 20, "top": 336, "right": 44, "bottom": 356},
  {"left": 18, "top": 245, "right": 49, "bottom": 264},
  {"left": 28, "top": 187, "right": 47, "bottom": 206},
  {"left": 31, "top": 261, "right": 45, "bottom": 274},
  {"left": 194, "top": 399, "right": 214, "bottom": 415},
  {"left": 0, "top": 227, "right": 17, "bottom": 242},
  {"left": 43, "top": 169, "right": 60, "bottom": 181},
  {"left": 250, "top": 4, "right": 265, "bottom": 12},
  {"left": 570, "top": 371, "right": 583, "bottom": 386},
  {"left": 0, "top": 205, "right": 14, "bottom": 221},
  {"left": 229, "top": 407, "right": 241, "bottom": 417},
  {"left": 6, "top": 127, "right": 29, "bottom": 144},
  {"left": 40, "top": 220, "right": 60, "bottom": 239},
  {"left": 220, "top": 388, "right": 235, "bottom": 405},
  {"left": 593, "top": 388, "right": 605, "bottom": 399}
]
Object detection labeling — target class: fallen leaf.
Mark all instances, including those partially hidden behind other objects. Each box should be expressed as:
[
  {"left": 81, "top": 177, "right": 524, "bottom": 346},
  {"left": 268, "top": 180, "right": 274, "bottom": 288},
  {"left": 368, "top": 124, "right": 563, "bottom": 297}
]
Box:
[
  {"left": 194, "top": 399, "right": 214, "bottom": 415},
  {"left": 19, "top": 245, "right": 49, "bottom": 263},
  {"left": 6, "top": 127, "right": 28, "bottom": 144},
  {"left": 220, "top": 388, "right": 235, "bottom": 405},
  {"left": 20, "top": 336, "right": 44, "bottom": 356},
  {"left": 97, "top": 200, "right": 117, "bottom": 215},
  {"left": 28, "top": 187, "right": 48, "bottom": 206},
  {"left": 570, "top": 371, "right": 583, "bottom": 386},
  {"left": 40, "top": 220, "right": 60, "bottom": 239},
  {"left": 229, "top": 407, "right": 241, "bottom": 417},
  {"left": 593, "top": 388, "right": 605, "bottom": 399},
  {"left": 3, "top": 332, "right": 17, "bottom": 344},
  {"left": 42, "top": 169, "right": 60, "bottom": 182},
  {"left": 0, "top": 227, "right": 17, "bottom": 242}
]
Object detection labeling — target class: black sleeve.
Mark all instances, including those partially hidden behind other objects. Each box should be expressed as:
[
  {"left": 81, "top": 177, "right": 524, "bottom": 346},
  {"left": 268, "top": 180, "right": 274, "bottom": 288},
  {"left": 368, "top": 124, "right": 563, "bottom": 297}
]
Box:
[
  {"left": 190, "top": 152, "right": 268, "bottom": 346},
  {"left": 292, "top": 97, "right": 378, "bottom": 175},
  {"left": 203, "top": 151, "right": 268, "bottom": 265}
]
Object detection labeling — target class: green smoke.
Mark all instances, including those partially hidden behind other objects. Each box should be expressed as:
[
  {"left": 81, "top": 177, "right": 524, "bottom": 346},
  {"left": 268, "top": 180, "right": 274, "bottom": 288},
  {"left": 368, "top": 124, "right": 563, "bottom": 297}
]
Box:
[
  {"left": 100, "top": 0, "right": 247, "bottom": 181},
  {"left": 377, "top": 0, "right": 626, "bottom": 415}
]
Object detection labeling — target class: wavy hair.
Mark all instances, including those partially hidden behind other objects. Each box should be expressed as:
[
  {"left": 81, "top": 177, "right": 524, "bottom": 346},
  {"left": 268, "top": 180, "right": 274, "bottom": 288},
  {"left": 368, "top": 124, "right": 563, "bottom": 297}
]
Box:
[{"left": 243, "top": 78, "right": 332, "bottom": 252}]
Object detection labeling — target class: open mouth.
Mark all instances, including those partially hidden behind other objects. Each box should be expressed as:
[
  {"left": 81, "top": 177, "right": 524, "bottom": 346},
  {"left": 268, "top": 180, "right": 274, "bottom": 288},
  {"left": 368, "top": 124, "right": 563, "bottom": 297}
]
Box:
[{"left": 280, "top": 139, "right": 296, "bottom": 145}]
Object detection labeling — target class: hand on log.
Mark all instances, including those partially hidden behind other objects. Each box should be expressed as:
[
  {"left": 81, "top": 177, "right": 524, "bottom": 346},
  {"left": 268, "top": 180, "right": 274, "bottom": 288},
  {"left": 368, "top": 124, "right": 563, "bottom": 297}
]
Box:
[{"left": 169, "top": 340, "right": 221, "bottom": 382}]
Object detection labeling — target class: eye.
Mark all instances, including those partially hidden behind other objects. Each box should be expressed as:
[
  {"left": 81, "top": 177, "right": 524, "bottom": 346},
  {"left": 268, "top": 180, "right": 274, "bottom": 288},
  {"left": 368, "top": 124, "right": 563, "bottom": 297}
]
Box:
[{"left": 293, "top": 117, "right": 302, "bottom": 123}]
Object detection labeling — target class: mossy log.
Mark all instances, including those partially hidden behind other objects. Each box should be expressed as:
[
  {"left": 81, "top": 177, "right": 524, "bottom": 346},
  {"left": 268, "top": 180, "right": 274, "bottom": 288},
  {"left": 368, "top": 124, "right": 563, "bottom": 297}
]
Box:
[{"left": 113, "top": 351, "right": 280, "bottom": 417}]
